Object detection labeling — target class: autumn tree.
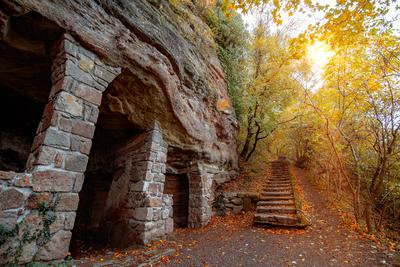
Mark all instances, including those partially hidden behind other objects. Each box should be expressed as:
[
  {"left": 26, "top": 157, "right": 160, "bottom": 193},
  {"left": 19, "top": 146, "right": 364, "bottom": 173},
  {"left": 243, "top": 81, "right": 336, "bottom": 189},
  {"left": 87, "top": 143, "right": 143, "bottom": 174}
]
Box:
[{"left": 239, "top": 17, "right": 309, "bottom": 161}]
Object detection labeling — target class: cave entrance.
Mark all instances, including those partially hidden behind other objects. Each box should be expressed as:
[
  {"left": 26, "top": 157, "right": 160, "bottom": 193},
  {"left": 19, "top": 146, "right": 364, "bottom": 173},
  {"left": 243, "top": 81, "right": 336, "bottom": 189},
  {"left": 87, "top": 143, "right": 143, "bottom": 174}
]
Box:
[
  {"left": 0, "top": 11, "right": 63, "bottom": 171},
  {"left": 71, "top": 108, "right": 142, "bottom": 250},
  {"left": 164, "top": 173, "right": 189, "bottom": 228}
]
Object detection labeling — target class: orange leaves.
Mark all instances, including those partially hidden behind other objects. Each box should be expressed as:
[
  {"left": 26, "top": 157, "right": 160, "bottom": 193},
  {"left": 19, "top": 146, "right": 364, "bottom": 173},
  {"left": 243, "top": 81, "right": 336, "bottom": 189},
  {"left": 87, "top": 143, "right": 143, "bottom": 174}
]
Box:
[{"left": 217, "top": 98, "right": 230, "bottom": 112}]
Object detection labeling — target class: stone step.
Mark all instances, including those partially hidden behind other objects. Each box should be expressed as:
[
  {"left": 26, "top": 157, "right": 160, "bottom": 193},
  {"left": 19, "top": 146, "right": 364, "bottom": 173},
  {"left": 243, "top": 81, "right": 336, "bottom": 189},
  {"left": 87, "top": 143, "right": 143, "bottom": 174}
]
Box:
[
  {"left": 257, "top": 200, "right": 295, "bottom": 206},
  {"left": 256, "top": 206, "right": 297, "bottom": 214},
  {"left": 261, "top": 191, "right": 292, "bottom": 196},
  {"left": 265, "top": 183, "right": 291, "bottom": 186},
  {"left": 254, "top": 213, "right": 300, "bottom": 226},
  {"left": 264, "top": 183, "right": 292, "bottom": 190},
  {"left": 260, "top": 195, "right": 295, "bottom": 201},
  {"left": 263, "top": 187, "right": 292, "bottom": 191},
  {"left": 266, "top": 182, "right": 291, "bottom": 185},
  {"left": 267, "top": 181, "right": 290, "bottom": 184},
  {"left": 264, "top": 184, "right": 292, "bottom": 191}
]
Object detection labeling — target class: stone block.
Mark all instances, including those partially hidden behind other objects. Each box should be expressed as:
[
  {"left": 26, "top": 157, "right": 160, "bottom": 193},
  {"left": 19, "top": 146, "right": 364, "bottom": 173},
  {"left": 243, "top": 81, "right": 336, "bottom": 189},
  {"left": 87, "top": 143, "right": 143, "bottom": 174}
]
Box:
[
  {"left": 73, "top": 173, "right": 85, "bottom": 192},
  {"left": 56, "top": 193, "right": 79, "bottom": 211},
  {"left": 148, "top": 183, "right": 163, "bottom": 194},
  {"left": 157, "top": 153, "right": 167, "bottom": 163},
  {"left": 50, "top": 212, "right": 76, "bottom": 233},
  {"left": 146, "top": 197, "right": 163, "bottom": 207},
  {"left": 134, "top": 207, "right": 153, "bottom": 221},
  {"left": 165, "top": 218, "right": 174, "bottom": 234},
  {"left": 71, "top": 120, "right": 95, "bottom": 139},
  {"left": 50, "top": 76, "right": 76, "bottom": 97},
  {"left": 231, "top": 197, "right": 243, "bottom": 206},
  {"left": 152, "top": 163, "right": 163, "bottom": 173},
  {"left": 152, "top": 208, "right": 163, "bottom": 221},
  {"left": 59, "top": 117, "right": 73, "bottom": 132},
  {"left": 162, "top": 209, "right": 170, "bottom": 220},
  {"left": 43, "top": 127, "right": 70, "bottom": 149},
  {"left": 73, "top": 83, "right": 102, "bottom": 105},
  {"left": 64, "top": 212, "right": 76, "bottom": 230},
  {"left": 64, "top": 153, "right": 89, "bottom": 172},
  {"left": 162, "top": 195, "right": 173, "bottom": 206},
  {"left": 94, "top": 65, "right": 117, "bottom": 83},
  {"left": 32, "top": 170, "right": 75, "bottom": 192},
  {"left": 35, "top": 230, "right": 72, "bottom": 261},
  {"left": 0, "top": 210, "right": 18, "bottom": 230},
  {"left": 27, "top": 193, "right": 52, "bottom": 209},
  {"left": 129, "top": 181, "right": 147, "bottom": 192},
  {"left": 54, "top": 91, "right": 83, "bottom": 117},
  {"left": 143, "top": 171, "right": 154, "bottom": 181},
  {"left": 153, "top": 173, "right": 165, "bottom": 182},
  {"left": 18, "top": 241, "right": 37, "bottom": 264},
  {"left": 33, "top": 146, "right": 57, "bottom": 166},
  {"left": 63, "top": 37, "right": 78, "bottom": 57},
  {"left": 65, "top": 60, "right": 97, "bottom": 86},
  {"left": 49, "top": 213, "right": 65, "bottom": 234},
  {"left": 0, "top": 188, "right": 25, "bottom": 210},
  {"left": 84, "top": 104, "right": 99, "bottom": 123},
  {"left": 13, "top": 173, "right": 31, "bottom": 187},
  {"left": 70, "top": 135, "right": 92, "bottom": 155},
  {"left": 0, "top": 171, "right": 14, "bottom": 180},
  {"left": 78, "top": 57, "right": 94, "bottom": 72}
]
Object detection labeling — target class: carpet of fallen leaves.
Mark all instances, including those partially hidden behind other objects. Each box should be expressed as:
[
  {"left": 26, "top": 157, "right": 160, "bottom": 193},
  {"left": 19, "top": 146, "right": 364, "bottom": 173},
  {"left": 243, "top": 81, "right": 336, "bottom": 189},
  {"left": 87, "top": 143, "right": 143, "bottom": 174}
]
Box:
[
  {"left": 72, "top": 163, "right": 399, "bottom": 267},
  {"left": 72, "top": 238, "right": 179, "bottom": 266}
]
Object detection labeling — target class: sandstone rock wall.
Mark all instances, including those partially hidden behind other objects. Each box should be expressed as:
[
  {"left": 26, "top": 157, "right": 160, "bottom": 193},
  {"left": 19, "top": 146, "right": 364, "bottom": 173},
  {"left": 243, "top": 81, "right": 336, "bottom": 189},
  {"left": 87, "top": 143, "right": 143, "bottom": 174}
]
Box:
[
  {"left": 1, "top": 0, "right": 238, "bottom": 170},
  {"left": 0, "top": 0, "right": 239, "bottom": 264}
]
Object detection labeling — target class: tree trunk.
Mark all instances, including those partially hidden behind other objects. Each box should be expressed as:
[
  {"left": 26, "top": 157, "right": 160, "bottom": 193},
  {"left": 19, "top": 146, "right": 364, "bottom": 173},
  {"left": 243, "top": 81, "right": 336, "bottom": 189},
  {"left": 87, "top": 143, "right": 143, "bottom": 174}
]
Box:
[
  {"left": 240, "top": 130, "right": 253, "bottom": 158},
  {"left": 240, "top": 103, "right": 259, "bottom": 159},
  {"left": 245, "top": 122, "right": 262, "bottom": 161}
]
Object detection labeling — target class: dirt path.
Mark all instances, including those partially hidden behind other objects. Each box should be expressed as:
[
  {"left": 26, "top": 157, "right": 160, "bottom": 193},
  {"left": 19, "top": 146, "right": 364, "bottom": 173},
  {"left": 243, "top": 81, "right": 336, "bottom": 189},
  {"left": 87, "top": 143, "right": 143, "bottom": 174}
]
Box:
[{"left": 166, "top": 166, "right": 394, "bottom": 267}]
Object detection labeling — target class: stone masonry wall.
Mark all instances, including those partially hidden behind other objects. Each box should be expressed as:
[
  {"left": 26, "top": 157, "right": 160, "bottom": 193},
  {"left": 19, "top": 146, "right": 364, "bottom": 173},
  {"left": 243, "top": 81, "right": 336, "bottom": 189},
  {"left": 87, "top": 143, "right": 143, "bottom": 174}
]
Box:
[
  {"left": 0, "top": 33, "right": 120, "bottom": 264},
  {"left": 103, "top": 122, "right": 173, "bottom": 246},
  {"left": 187, "top": 163, "right": 218, "bottom": 228}
]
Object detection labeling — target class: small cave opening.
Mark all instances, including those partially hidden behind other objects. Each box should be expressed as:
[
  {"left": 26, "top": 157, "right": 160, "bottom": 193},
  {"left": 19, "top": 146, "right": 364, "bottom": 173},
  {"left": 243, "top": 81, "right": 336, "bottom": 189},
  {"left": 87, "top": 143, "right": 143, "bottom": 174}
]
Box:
[
  {"left": 0, "top": 11, "right": 63, "bottom": 172},
  {"left": 165, "top": 147, "right": 194, "bottom": 228},
  {"left": 164, "top": 173, "right": 189, "bottom": 228}
]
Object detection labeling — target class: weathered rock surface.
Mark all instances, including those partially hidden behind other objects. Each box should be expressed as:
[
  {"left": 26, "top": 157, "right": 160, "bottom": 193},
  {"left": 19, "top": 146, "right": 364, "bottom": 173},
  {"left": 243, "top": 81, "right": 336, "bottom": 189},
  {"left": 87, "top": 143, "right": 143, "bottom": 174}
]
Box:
[
  {"left": 0, "top": 1, "right": 239, "bottom": 264},
  {"left": 0, "top": 0, "right": 238, "bottom": 171}
]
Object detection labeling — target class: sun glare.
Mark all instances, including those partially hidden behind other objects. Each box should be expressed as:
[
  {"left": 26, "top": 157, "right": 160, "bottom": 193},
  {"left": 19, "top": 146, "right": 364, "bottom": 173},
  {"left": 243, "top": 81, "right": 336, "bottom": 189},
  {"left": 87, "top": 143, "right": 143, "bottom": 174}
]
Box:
[{"left": 307, "top": 41, "right": 334, "bottom": 69}]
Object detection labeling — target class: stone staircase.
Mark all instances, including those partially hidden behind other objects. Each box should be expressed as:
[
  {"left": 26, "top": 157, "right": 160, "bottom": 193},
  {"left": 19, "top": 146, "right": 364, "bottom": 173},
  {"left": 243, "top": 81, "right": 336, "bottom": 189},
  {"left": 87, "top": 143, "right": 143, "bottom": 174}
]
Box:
[{"left": 254, "top": 159, "right": 300, "bottom": 227}]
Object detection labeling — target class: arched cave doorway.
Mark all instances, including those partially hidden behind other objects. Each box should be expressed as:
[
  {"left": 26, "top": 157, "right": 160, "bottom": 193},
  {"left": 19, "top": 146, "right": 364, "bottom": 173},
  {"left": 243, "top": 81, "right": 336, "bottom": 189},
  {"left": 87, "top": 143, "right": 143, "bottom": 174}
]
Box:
[
  {"left": 164, "top": 173, "right": 189, "bottom": 227},
  {"left": 0, "top": 12, "right": 63, "bottom": 171},
  {"left": 165, "top": 147, "right": 195, "bottom": 228},
  {"left": 71, "top": 76, "right": 143, "bottom": 251}
]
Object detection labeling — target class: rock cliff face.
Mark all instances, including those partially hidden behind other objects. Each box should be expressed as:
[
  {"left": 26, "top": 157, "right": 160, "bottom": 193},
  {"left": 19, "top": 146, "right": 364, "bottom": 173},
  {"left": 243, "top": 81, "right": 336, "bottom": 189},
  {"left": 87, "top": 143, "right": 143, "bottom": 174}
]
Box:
[
  {"left": 0, "top": 0, "right": 238, "bottom": 264},
  {"left": 2, "top": 0, "right": 238, "bottom": 169}
]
